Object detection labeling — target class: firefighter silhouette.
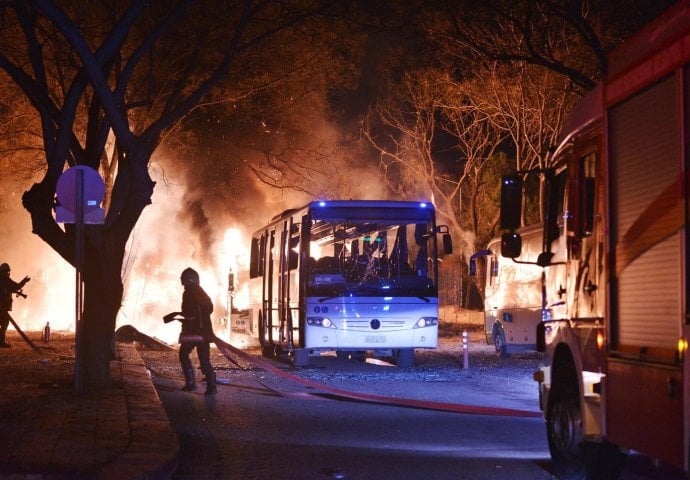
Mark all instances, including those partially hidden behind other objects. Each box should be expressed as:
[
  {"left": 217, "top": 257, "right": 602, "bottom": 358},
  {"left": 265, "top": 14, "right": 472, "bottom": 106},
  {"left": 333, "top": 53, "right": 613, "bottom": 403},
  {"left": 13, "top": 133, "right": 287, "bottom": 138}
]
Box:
[
  {"left": 0, "top": 263, "right": 30, "bottom": 348},
  {"left": 163, "top": 267, "right": 217, "bottom": 395}
]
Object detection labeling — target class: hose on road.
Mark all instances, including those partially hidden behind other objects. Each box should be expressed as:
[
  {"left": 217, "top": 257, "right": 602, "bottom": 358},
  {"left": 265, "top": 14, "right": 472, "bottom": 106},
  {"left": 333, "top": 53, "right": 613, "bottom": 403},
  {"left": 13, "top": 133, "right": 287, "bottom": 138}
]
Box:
[{"left": 213, "top": 337, "right": 541, "bottom": 418}]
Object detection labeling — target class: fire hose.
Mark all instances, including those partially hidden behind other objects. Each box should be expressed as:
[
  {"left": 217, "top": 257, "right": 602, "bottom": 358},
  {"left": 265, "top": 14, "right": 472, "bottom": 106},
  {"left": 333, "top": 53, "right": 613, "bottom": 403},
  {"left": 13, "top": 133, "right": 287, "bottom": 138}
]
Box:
[
  {"left": 5, "top": 291, "right": 44, "bottom": 353},
  {"left": 213, "top": 337, "right": 541, "bottom": 418}
]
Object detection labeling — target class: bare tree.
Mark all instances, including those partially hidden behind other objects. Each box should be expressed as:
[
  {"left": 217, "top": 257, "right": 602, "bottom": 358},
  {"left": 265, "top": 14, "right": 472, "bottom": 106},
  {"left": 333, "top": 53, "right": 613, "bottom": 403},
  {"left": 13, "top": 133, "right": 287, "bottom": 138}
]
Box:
[
  {"left": 363, "top": 70, "right": 506, "bottom": 256},
  {"left": 0, "top": 0, "right": 338, "bottom": 391},
  {"left": 466, "top": 62, "right": 576, "bottom": 224},
  {"left": 425, "top": 0, "right": 675, "bottom": 94},
  {"left": 435, "top": 76, "right": 509, "bottom": 249}
]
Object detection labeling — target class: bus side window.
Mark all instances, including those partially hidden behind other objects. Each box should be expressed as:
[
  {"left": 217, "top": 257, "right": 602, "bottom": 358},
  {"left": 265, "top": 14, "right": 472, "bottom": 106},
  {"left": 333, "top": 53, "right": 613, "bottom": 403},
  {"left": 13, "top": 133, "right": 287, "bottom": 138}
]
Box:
[
  {"left": 249, "top": 236, "right": 264, "bottom": 279},
  {"left": 288, "top": 248, "right": 299, "bottom": 270},
  {"left": 250, "top": 238, "right": 258, "bottom": 278},
  {"left": 288, "top": 223, "right": 300, "bottom": 271},
  {"left": 306, "top": 256, "right": 317, "bottom": 274},
  {"left": 485, "top": 256, "right": 498, "bottom": 287},
  {"left": 315, "top": 256, "right": 339, "bottom": 273}
]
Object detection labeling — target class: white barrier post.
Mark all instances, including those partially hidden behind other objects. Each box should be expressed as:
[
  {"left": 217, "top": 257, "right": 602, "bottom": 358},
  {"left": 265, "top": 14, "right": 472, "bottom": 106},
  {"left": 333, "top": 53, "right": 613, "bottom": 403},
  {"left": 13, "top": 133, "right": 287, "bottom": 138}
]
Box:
[{"left": 462, "top": 330, "right": 469, "bottom": 369}]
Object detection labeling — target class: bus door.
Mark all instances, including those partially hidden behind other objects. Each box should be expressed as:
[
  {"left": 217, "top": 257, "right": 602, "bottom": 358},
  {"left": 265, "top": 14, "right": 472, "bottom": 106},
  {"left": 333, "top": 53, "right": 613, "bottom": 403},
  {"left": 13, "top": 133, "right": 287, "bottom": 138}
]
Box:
[
  {"left": 607, "top": 75, "right": 684, "bottom": 469},
  {"left": 278, "top": 220, "right": 289, "bottom": 347},
  {"left": 286, "top": 219, "right": 301, "bottom": 348},
  {"left": 277, "top": 218, "right": 302, "bottom": 350},
  {"left": 265, "top": 229, "right": 278, "bottom": 346}
]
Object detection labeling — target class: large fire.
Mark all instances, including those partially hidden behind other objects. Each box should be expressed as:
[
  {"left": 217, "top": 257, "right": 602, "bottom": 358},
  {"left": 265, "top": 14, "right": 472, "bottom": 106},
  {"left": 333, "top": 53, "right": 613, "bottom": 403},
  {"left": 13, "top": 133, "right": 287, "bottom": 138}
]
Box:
[
  {"left": 1, "top": 152, "right": 313, "bottom": 347},
  {"left": 4, "top": 216, "right": 252, "bottom": 345},
  {"left": 117, "top": 225, "right": 252, "bottom": 344}
]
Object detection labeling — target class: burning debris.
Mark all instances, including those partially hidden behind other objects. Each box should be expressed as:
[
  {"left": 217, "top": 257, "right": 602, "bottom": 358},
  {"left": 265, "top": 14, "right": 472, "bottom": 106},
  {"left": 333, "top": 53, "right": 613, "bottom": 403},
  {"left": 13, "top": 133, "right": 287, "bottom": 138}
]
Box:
[{"left": 114, "top": 325, "right": 174, "bottom": 351}]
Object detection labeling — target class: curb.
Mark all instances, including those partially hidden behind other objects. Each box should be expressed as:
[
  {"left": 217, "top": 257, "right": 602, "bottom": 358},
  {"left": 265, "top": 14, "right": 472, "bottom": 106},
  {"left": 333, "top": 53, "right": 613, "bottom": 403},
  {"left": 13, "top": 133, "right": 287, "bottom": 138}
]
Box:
[{"left": 98, "top": 343, "right": 179, "bottom": 480}]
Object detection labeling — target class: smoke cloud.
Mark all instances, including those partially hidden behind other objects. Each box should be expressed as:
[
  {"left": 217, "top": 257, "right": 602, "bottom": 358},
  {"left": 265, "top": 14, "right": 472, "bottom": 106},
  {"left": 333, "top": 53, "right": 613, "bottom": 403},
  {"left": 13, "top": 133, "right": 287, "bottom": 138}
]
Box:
[{"left": 0, "top": 122, "right": 388, "bottom": 345}]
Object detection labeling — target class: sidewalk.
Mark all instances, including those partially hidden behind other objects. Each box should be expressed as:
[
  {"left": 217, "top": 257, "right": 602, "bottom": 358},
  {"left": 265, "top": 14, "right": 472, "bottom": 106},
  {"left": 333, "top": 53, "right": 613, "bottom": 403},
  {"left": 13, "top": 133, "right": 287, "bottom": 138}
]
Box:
[{"left": 0, "top": 331, "right": 178, "bottom": 479}]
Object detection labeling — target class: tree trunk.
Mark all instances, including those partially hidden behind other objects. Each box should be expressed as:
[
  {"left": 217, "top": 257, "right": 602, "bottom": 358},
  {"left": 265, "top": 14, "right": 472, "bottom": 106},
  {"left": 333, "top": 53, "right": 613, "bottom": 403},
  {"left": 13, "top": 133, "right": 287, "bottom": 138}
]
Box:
[
  {"left": 81, "top": 244, "right": 125, "bottom": 390},
  {"left": 78, "top": 158, "right": 152, "bottom": 391}
]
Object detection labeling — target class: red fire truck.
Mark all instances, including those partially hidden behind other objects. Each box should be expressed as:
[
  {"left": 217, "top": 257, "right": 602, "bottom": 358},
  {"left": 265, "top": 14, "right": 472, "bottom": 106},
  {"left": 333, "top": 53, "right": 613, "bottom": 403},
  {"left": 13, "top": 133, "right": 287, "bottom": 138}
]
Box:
[{"left": 495, "top": 2, "right": 690, "bottom": 478}]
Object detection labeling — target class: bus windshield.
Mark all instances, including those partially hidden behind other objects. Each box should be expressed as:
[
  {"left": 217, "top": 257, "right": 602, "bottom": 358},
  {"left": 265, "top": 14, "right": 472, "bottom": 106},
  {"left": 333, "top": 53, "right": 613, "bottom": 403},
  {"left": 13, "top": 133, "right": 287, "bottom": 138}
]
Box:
[{"left": 305, "top": 213, "right": 437, "bottom": 298}]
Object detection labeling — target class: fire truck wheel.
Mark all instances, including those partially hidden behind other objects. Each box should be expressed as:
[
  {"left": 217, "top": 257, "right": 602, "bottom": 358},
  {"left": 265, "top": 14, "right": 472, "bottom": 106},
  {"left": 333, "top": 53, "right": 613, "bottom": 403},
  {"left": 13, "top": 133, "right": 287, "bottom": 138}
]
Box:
[
  {"left": 547, "top": 364, "right": 626, "bottom": 480},
  {"left": 491, "top": 323, "right": 507, "bottom": 358},
  {"left": 547, "top": 393, "right": 585, "bottom": 479}
]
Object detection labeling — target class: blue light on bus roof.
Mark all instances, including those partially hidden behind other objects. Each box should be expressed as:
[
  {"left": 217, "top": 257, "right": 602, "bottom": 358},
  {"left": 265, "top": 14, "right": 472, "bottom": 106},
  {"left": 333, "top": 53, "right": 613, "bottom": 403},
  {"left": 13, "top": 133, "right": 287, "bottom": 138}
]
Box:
[
  {"left": 419, "top": 202, "right": 428, "bottom": 208},
  {"left": 318, "top": 201, "right": 326, "bottom": 207}
]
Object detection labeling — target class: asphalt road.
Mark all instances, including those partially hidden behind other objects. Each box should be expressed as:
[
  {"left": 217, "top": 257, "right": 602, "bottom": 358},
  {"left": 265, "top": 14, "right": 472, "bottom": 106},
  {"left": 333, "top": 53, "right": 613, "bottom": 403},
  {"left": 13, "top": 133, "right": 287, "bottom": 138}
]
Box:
[
  {"left": 152, "top": 368, "right": 553, "bottom": 479},
  {"left": 139, "top": 332, "right": 688, "bottom": 480}
]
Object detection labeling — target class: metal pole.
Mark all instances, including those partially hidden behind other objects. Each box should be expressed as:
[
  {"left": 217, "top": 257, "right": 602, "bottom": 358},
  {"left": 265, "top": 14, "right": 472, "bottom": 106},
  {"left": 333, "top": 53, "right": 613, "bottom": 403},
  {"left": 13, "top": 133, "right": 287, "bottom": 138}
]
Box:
[
  {"left": 462, "top": 330, "right": 469, "bottom": 369},
  {"left": 75, "top": 169, "right": 84, "bottom": 394},
  {"left": 227, "top": 268, "right": 234, "bottom": 339}
]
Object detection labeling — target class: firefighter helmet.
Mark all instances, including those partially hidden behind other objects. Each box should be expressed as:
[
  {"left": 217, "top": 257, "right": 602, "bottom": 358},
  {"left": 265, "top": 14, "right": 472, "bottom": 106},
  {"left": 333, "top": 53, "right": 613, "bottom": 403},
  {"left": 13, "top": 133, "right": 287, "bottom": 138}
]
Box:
[
  {"left": 0, "top": 263, "right": 9, "bottom": 273},
  {"left": 180, "top": 267, "right": 199, "bottom": 286}
]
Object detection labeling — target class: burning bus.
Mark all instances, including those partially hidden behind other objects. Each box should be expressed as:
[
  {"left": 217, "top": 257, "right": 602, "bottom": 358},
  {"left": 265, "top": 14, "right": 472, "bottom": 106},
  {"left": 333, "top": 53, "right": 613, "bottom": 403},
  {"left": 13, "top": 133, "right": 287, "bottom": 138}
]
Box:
[{"left": 245, "top": 200, "right": 452, "bottom": 367}]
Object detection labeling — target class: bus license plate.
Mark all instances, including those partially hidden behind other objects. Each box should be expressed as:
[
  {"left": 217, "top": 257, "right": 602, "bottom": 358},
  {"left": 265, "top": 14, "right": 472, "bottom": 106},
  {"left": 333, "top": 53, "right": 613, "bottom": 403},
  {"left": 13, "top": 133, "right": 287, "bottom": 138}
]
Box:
[{"left": 366, "top": 336, "right": 386, "bottom": 344}]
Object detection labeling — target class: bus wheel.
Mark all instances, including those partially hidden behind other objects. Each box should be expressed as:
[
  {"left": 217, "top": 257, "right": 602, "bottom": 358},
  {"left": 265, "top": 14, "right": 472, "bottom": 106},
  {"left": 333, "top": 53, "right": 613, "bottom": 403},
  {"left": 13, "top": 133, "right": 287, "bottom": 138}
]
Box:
[
  {"left": 258, "top": 311, "right": 266, "bottom": 346},
  {"left": 261, "top": 344, "right": 275, "bottom": 358},
  {"left": 258, "top": 312, "right": 272, "bottom": 357},
  {"left": 291, "top": 348, "right": 309, "bottom": 367},
  {"left": 547, "top": 365, "right": 626, "bottom": 480},
  {"left": 492, "top": 323, "right": 507, "bottom": 357},
  {"left": 394, "top": 348, "right": 414, "bottom": 367}
]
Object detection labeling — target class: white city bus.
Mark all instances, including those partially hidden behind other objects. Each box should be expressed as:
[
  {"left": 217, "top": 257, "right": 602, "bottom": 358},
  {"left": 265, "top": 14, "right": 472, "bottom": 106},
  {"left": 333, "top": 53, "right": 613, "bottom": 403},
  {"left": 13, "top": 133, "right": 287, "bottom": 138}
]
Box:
[
  {"left": 477, "top": 221, "right": 566, "bottom": 357},
  {"left": 247, "top": 200, "right": 452, "bottom": 366}
]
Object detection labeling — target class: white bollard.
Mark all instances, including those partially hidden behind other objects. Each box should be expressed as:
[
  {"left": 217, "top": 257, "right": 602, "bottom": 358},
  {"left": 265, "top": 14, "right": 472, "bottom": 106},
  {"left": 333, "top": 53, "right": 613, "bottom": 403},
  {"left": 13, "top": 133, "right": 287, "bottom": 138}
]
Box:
[{"left": 462, "top": 330, "right": 469, "bottom": 369}]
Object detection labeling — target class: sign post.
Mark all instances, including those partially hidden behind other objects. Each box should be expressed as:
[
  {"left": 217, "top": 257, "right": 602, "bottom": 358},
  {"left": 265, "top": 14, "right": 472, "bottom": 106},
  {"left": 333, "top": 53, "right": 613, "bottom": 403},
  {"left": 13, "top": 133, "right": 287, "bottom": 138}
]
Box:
[{"left": 56, "top": 166, "right": 105, "bottom": 394}]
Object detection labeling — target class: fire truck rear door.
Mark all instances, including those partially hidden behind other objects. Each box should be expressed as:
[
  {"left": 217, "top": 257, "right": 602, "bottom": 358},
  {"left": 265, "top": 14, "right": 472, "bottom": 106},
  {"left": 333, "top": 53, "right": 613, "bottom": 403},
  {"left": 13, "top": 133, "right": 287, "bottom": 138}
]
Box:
[{"left": 608, "top": 74, "right": 685, "bottom": 469}]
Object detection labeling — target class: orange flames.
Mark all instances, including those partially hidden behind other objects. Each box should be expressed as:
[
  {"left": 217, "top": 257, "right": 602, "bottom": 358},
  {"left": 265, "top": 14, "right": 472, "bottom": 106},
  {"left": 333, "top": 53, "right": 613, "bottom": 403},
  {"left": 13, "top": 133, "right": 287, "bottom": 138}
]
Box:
[
  {"left": 7, "top": 225, "right": 251, "bottom": 346},
  {"left": 117, "top": 225, "right": 252, "bottom": 344}
]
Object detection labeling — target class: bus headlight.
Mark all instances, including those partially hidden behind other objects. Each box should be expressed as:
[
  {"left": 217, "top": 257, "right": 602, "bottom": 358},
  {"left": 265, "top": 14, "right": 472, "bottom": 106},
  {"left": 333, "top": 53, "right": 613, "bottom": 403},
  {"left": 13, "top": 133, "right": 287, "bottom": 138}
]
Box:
[
  {"left": 415, "top": 317, "right": 438, "bottom": 328},
  {"left": 307, "top": 317, "right": 336, "bottom": 328}
]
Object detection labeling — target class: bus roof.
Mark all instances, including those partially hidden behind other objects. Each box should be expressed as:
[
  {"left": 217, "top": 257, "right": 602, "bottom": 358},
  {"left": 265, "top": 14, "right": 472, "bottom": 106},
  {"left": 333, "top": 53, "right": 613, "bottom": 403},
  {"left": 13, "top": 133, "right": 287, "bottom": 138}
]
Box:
[
  {"left": 256, "top": 200, "right": 436, "bottom": 233},
  {"left": 306, "top": 200, "right": 434, "bottom": 210}
]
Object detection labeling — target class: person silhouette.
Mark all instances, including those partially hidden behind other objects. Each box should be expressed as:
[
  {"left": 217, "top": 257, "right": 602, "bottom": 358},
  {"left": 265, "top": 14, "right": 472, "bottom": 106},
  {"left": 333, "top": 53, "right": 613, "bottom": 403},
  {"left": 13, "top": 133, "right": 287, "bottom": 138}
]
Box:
[
  {"left": 0, "top": 263, "right": 30, "bottom": 348},
  {"left": 164, "top": 267, "right": 217, "bottom": 395}
]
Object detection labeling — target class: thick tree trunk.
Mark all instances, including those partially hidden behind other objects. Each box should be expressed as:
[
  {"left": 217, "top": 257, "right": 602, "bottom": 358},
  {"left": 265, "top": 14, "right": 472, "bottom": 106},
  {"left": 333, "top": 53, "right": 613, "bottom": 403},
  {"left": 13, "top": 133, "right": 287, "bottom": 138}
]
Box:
[
  {"left": 78, "top": 162, "right": 152, "bottom": 391},
  {"left": 81, "top": 248, "right": 124, "bottom": 390},
  {"left": 79, "top": 154, "right": 153, "bottom": 391}
]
